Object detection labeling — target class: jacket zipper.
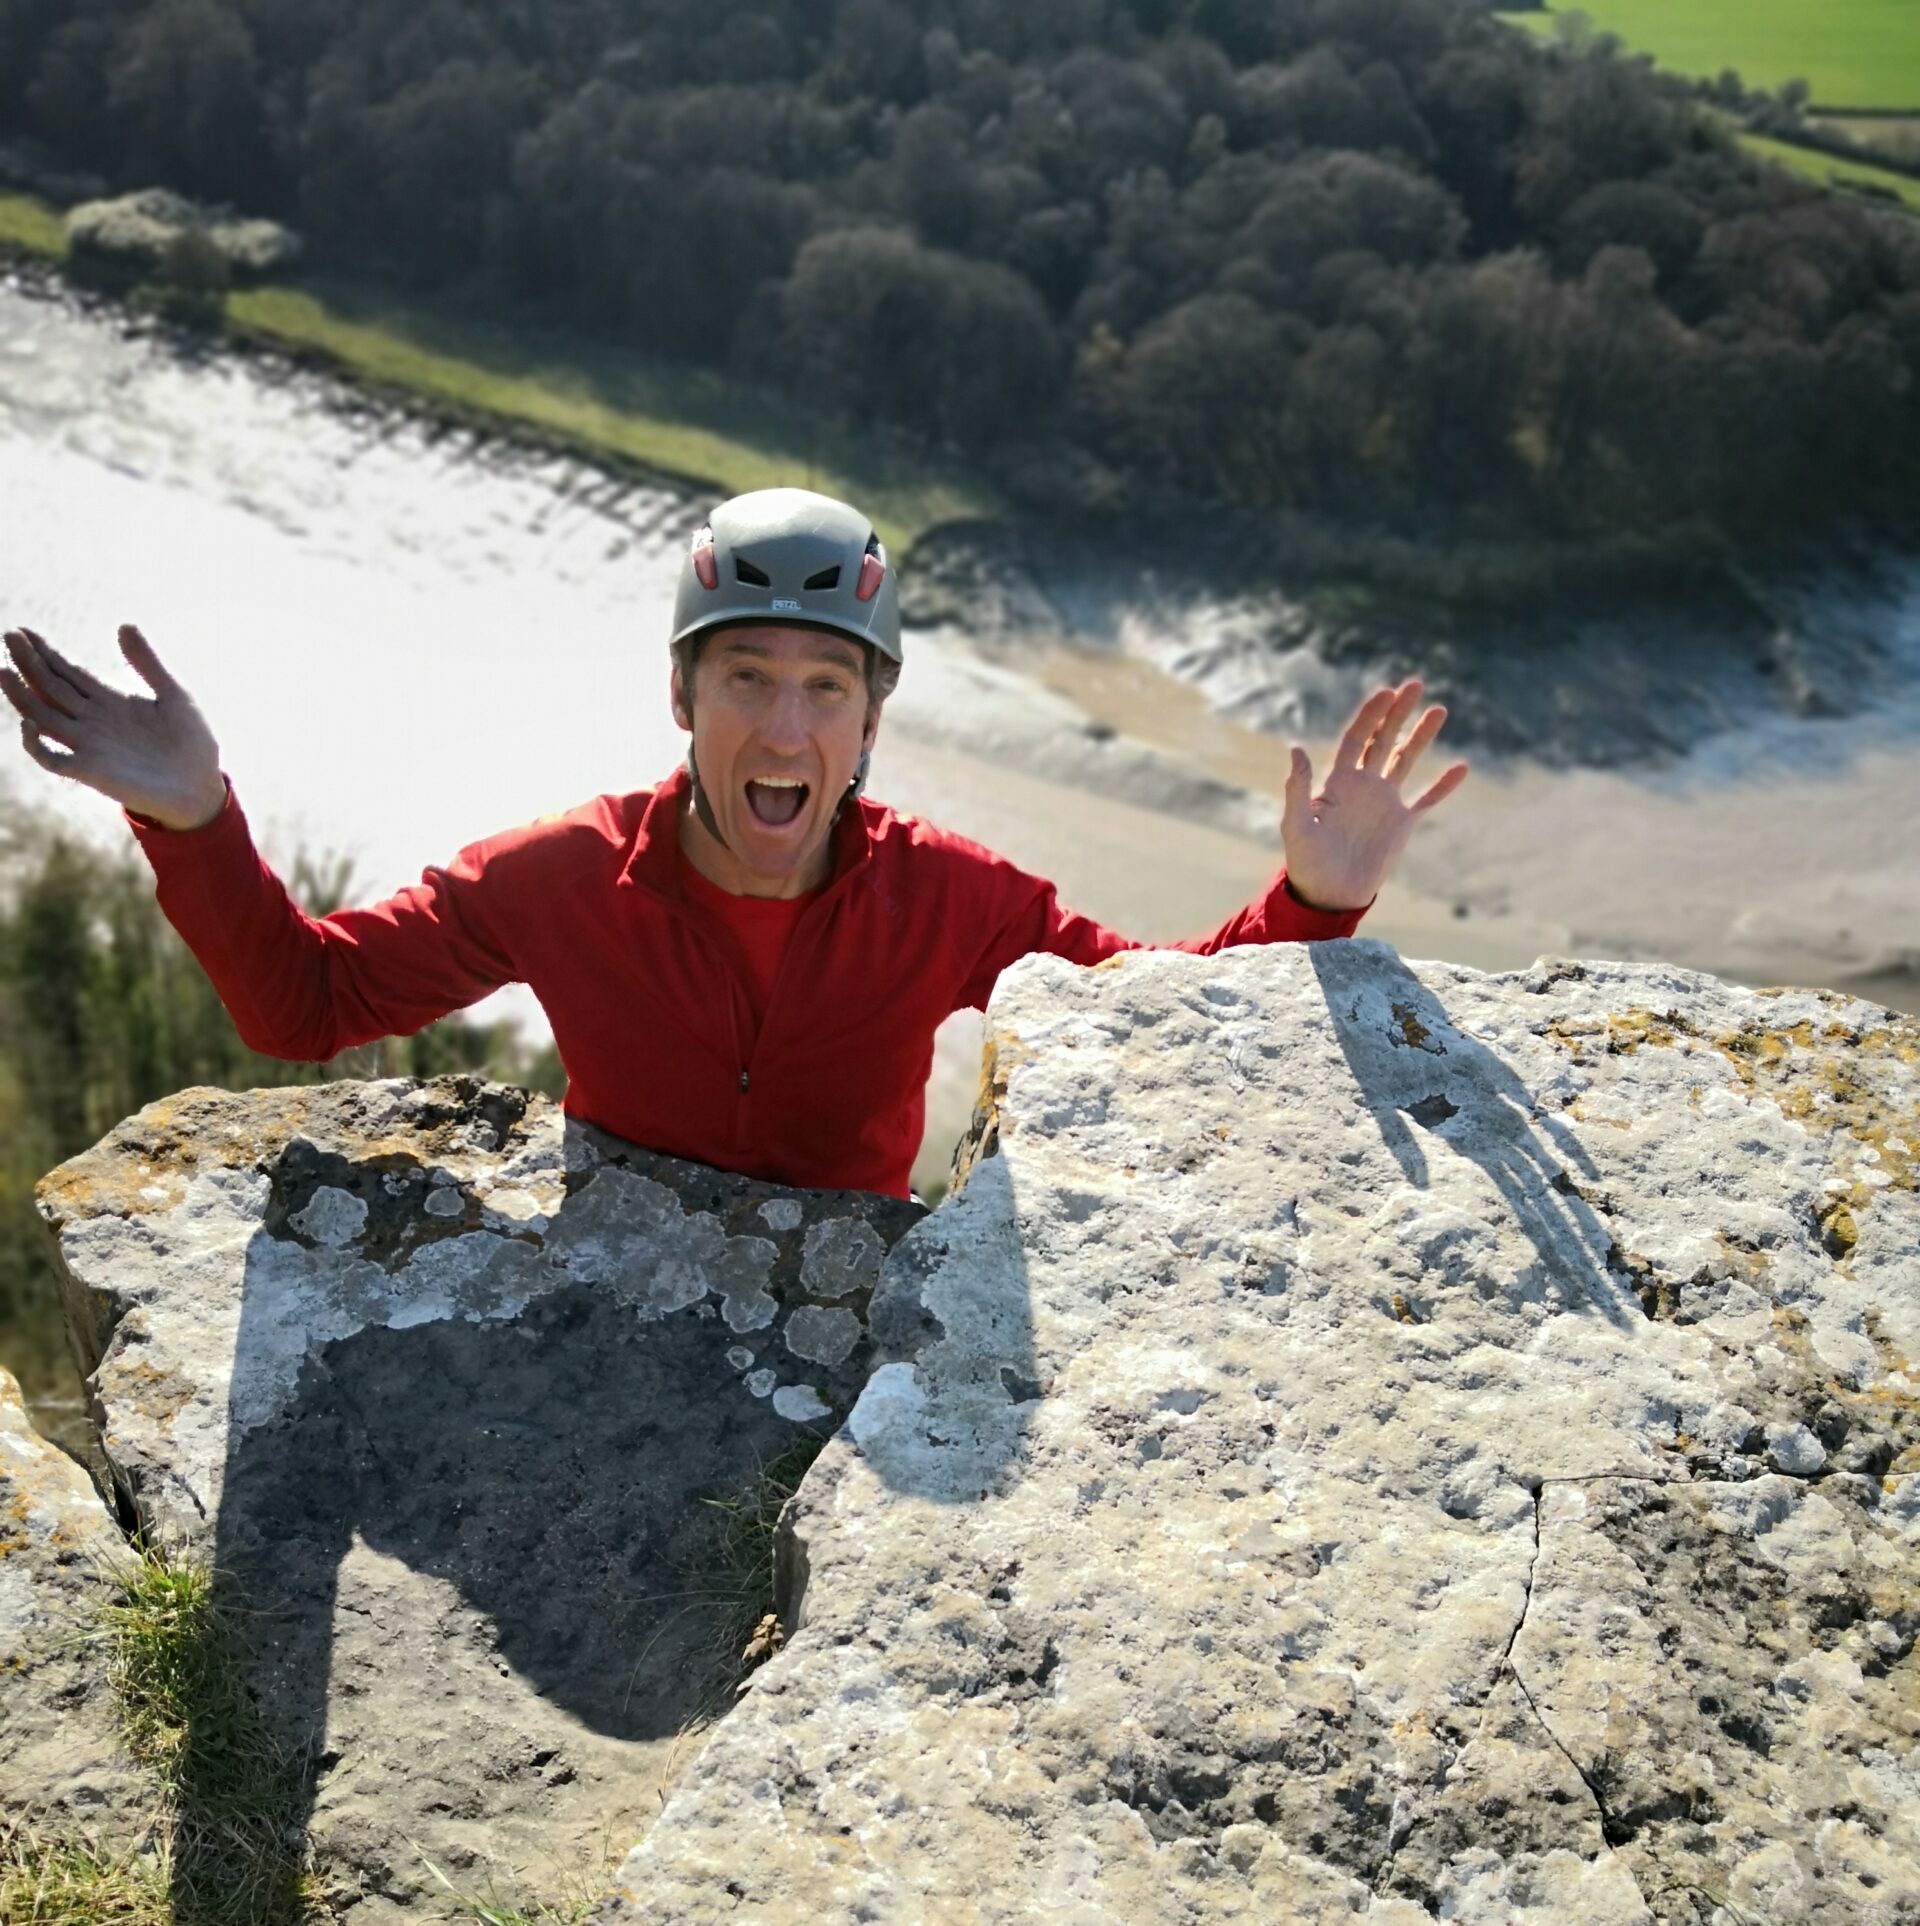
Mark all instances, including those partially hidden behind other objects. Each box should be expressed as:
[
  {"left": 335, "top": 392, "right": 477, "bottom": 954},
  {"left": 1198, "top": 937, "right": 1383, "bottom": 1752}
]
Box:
[{"left": 628, "top": 828, "right": 867, "bottom": 1155}]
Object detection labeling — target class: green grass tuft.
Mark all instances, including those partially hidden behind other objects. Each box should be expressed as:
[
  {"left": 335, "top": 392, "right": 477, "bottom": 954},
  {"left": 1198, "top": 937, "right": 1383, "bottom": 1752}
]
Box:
[
  {"left": 0, "top": 1815, "right": 171, "bottom": 1925},
  {"left": 92, "top": 1540, "right": 331, "bottom": 1924},
  {"left": 414, "top": 1841, "right": 616, "bottom": 1926},
  {"left": 698, "top": 1435, "right": 825, "bottom": 1660}
]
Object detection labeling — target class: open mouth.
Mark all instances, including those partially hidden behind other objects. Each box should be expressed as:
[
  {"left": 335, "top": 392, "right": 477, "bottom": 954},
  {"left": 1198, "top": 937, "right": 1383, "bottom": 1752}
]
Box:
[{"left": 745, "top": 777, "right": 809, "bottom": 828}]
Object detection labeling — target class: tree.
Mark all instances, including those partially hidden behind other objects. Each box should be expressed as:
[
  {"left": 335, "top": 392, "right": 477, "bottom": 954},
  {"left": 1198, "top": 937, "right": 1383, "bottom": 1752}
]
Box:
[
  {"left": 1090, "top": 291, "right": 1303, "bottom": 506},
  {"left": 104, "top": 0, "right": 271, "bottom": 201},
  {"left": 757, "top": 226, "right": 1061, "bottom": 450},
  {"left": 359, "top": 56, "right": 536, "bottom": 281}
]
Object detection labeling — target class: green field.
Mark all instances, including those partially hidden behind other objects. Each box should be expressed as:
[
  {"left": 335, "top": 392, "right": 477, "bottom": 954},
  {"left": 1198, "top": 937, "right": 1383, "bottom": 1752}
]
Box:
[
  {"left": 0, "top": 187, "right": 995, "bottom": 553},
  {"left": 1740, "top": 129, "right": 1920, "bottom": 211},
  {"left": 1500, "top": 1, "right": 1920, "bottom": 110}
]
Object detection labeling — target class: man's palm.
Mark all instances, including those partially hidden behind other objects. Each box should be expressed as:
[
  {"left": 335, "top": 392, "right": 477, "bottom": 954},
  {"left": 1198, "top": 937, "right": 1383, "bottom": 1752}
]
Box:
[
  {"left": 1, "top": 624, "right": 225, "bottom": 830},
  {"left": 1281, "top": 678, "right": 1468, "bottom": 912}
]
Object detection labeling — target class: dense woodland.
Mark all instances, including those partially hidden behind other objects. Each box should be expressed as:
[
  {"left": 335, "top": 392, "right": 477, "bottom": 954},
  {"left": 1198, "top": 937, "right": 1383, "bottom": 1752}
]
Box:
[
  {"left": 4, "top": 0, "right": 1920, "bottom": 555},
  {"left": 0, "top": 793, "right": 559, "bottom": 1439}
]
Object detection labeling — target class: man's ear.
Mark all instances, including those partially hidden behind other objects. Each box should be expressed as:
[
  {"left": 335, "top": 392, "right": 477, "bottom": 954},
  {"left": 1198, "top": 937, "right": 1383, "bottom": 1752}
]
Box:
[
  {"left": 670, "top": 663, "right": 692, "bottom": 734},
  {"left": 861, "top": 700, "right": 883, "bottom": 756}
]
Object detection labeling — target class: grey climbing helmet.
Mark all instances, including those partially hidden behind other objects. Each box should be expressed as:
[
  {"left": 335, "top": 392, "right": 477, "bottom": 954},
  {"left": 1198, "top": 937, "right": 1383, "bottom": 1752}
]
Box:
[{"left": 671, "top": 486, "right": 902, "bottom": 666}]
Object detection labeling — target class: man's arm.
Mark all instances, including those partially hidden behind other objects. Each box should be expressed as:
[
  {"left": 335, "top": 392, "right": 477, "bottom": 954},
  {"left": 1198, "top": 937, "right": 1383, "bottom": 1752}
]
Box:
[
  {"left": 1, "top": 622, "right": 517, "bottom": 1060},
  {"left": 124, "top": 775, "right": 518, "bottom": 1061}
]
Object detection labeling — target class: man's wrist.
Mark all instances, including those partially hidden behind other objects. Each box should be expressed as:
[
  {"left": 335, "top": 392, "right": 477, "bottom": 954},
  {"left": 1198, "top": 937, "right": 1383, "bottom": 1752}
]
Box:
[
  {"left": 129, "top": 774, "right": 230, "bottom": 834},
  {"left": 1283, "top": 872, "right": 1362, "bottom": 915}
]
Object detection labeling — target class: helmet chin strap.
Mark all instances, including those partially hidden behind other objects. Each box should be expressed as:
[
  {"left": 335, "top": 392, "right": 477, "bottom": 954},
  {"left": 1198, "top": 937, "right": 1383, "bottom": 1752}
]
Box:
[{"left": 684, "top": 742, "right": 733, "bottom": 855}]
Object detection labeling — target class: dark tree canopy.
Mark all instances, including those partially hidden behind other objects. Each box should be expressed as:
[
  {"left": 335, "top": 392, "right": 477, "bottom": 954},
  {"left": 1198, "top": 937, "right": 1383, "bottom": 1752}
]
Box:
[{"left": 6, "top": 0, "right": 1919, "bottom": 551}]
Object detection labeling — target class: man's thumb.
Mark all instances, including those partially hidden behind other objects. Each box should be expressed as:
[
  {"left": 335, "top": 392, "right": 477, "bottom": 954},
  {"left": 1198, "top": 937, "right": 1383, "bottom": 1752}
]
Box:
[{"left": 119, "top": 624, "right": 178, "bottom": 697}]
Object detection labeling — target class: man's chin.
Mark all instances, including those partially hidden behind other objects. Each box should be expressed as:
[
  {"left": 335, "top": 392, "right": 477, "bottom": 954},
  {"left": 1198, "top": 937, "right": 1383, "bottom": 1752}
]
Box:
[{"left": 727, "top": 813, "right": 831, "bottom": 888}]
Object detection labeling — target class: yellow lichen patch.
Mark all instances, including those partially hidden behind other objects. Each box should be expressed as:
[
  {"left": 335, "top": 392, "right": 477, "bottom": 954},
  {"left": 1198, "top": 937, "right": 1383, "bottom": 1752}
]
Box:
[
  {"left": 1816, "top": 1196, "right": 1860, "bottom": 1260},
  {"left": 1711, "top": 1014, "right": 1920, "bottom": 1226},
  {"left": 1541, "top": 1014, "right": 1604, "bottom": 1062},
  {"left": 33, "top": 1084, "right": 325, "bottom": 1224},
  {"left": 1390, "top": 1003, "right": 1444, "bottom": 1053},
  {"left": 1565, "top": 1097, "right": 1632, "bottom": 1131},
  {"left": 1605, "top": 1009, "right": 1689, "bottom": 1053}
]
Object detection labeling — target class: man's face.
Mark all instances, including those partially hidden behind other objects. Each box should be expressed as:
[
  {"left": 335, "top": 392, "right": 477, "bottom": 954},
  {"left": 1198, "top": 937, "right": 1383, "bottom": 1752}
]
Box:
[{"left": 671, "top": 624, "right": 880, "bottom": 894}]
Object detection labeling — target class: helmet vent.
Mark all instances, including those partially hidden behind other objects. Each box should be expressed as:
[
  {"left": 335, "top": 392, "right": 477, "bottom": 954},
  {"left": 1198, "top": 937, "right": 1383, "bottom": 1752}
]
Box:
[
  {"left": 734, "top": 557, "right": 772, "bottom": 587},
  {"left": 803, "top": 565, "right": 841, "bottom": 591}
]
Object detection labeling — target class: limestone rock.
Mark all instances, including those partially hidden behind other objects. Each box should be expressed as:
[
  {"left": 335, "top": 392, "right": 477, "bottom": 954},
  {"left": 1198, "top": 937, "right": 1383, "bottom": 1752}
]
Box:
[
  {"left": 64, "top": 188, "right": 301, "bottom": 283},
  {"left": 600, "top": 943, "right": 1919, "bottom": 1924},
  {"left": 0, "top": 1363, "right": 148, "bottom": 1844},
  {"left": 38, "top": 1077, "right": 921, "bottom": 1917}
]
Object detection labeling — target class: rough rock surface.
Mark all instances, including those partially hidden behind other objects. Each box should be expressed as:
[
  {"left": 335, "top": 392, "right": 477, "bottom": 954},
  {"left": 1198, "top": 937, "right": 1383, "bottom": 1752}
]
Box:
[
  {"left": 599, "top": 942, "right": 1920, "bottom": 1924},
  {"left": 0, "top": 1363, "right": 147, "bottom": 1842},
  {"left": 38, "top": 1077, "right": 921, "bottom": 1917},
  {"left": 65, "top": 188, "right": 301, "bottom": 281}
]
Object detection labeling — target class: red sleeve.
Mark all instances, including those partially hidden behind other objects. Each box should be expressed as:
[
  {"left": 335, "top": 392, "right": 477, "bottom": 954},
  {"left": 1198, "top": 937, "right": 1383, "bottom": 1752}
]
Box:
[
  {"left": 124, "top": 775, "right": 520, "bottom": 1061},
  {"left": 952, "top": 841, "right": 1369, "bottom": 1013}
]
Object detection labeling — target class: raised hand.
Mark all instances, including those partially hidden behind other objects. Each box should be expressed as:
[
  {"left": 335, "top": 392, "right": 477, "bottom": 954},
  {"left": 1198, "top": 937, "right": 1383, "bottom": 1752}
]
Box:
[
  {"left": 1, "top": 624, "right": 227, "bottom": 831},
  {"left": 1281, "top": 677, "right": 1468, "bottom": 912}
]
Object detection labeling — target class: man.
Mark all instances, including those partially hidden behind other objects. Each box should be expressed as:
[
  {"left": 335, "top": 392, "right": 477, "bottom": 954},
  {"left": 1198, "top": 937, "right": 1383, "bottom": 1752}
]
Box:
[{"left": 1, "top": 487, "right": 1466, "bottom": 1198}]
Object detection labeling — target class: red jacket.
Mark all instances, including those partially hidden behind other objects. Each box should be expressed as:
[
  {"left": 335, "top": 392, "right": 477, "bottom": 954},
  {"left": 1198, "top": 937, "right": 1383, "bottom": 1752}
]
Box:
[{"left": 126, "top": 764, "right": 1366, "bottom": 1197}]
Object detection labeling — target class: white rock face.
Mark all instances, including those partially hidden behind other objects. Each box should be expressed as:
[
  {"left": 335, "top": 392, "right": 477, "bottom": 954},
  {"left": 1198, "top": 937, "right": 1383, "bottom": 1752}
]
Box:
[
  {"left": 0, "top": 1365, "right": 146, "bottom": 1841},
  {"left": 599, "top": 943, "right": 1920, "bottom": 1924}
]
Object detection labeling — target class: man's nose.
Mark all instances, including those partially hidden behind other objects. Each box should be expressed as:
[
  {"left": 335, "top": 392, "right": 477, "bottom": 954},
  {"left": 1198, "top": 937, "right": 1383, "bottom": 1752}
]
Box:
[{"left": 757, "top": 681, "right": 811, "bottom": 751}]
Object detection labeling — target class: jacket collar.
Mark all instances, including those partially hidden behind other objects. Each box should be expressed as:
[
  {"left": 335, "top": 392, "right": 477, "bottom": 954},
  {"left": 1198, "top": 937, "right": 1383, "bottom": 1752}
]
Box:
[{"left": 616, "top": 761, "right": 876, "bottom": 900}]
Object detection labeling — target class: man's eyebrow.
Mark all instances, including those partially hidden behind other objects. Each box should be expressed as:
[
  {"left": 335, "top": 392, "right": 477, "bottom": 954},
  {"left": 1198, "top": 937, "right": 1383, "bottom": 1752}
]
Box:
[{"left": 715, "top": 636, "right": 861, "bottom": 670}]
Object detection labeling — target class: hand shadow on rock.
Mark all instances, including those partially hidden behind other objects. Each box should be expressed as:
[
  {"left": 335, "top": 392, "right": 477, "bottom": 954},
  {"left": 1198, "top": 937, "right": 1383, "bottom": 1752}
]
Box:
[{"left": 1308, "top": 942, "right": 1639, "bottom": 1333}]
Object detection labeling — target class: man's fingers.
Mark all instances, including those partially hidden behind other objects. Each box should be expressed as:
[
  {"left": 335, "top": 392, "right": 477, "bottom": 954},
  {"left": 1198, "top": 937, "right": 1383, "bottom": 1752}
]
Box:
[
  {"left": 1384, "top": 705, "right": 1448, "bottom": 785},
  {"left": 1281, "top": 743, "right": 1313, "bottom": 833},
  {"left": 1331, "top": 686, "right": 1397, "bottom": 775},
  {"left": 1410, "top": 761, "right": 1470, "bottom": 816},
  {"left": 19, "top": 626, "right": 106, "bottom": 701},
  {"left": 0, "top": 664, "right": 85, "bottom": 745},
  {"left": 1359, "top": 680, "right": 1424, "bottom": 772},
  {"left": 3, "top": 628, "right": 83, "bottom": 718},
  {"left": 118, "top": 623, "right": 180, "bottom": 698},
  {"left": 17, "top": 714, "right": 82, "bottom": 773}
]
